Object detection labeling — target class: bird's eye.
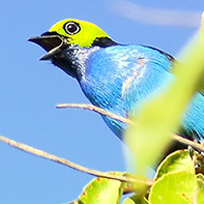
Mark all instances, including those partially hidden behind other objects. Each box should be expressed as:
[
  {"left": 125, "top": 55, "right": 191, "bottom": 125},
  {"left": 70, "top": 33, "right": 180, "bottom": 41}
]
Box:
[{"left": 64, "top": 22, "right": 81, "bottom": 35}]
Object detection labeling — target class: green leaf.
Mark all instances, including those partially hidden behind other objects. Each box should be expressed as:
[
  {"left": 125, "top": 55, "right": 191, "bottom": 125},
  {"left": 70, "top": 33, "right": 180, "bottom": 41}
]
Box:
[
  {"left": 155, "top": 149, "right": 195, "bottom": 180},
  {"left": 149, "top": 172, "right": 197, "bottom": 204},
  {"left": 125, "top": 31, "right": 204, "bottom": 177},
  {"left": 123, "top": 197, "right": 136, "bottom": 204},
  {"left": 67, "top": 172, "right": 126, "bottom": 204},
  {"left": 197, "top": 173, "right": 204, "bottom": 182},
  {"left": 123, "top": 194, "right": 149, "bottom": 204},
  {"left": 196, "top": 174, "right": 204, "bottom": 203}
]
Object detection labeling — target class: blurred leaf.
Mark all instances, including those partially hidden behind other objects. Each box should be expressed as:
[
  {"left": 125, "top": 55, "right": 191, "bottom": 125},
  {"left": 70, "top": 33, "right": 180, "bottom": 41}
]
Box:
[
  {"left": 200, "top": 12, "right": 204, "bottom": 42},
  {"left": 155, "top": 149, "right": 195, "bottom": 180},
  {"left": 149, "top": 172, "right": 197, "bottom": 204},
  {"left": 125, "top": 28, "right": 204, "bottom": 177}
]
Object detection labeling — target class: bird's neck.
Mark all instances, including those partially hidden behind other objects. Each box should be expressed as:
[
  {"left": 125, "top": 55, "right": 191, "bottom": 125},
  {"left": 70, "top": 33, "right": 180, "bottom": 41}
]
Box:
[{"left": 53, "top": 44, "right": 100, "bottom": 81}]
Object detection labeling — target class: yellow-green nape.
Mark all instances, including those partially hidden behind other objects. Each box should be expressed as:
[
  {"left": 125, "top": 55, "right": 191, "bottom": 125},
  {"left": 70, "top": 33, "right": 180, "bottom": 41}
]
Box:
[{"left": 49, "top": 19, "right": 110, "bottom": 48}]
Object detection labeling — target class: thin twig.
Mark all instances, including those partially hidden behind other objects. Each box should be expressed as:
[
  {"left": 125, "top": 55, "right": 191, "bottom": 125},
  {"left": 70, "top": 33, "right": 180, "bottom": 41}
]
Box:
[
  {"left": 0, "top": 136, "right": 153, "bottom": 186},
  {"left": 56, "top": 103, "right": 204, "bottom": 152},
  {"left": 173, "top": 134, "right": 204, "bottom": 152},
  {"left": 56, "top": 103, "right": 132, "bottom": 124}
]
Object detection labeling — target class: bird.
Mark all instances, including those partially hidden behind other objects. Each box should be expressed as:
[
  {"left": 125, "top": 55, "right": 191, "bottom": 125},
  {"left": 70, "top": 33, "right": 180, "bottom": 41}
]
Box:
[{"left": 28, "top": 19, "right": 204, "bottom": 149}]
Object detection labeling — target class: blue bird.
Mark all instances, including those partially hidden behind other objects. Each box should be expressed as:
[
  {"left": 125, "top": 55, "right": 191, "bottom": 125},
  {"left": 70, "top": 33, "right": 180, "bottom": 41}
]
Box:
[{"left": 28, "top": 19, "right": 204, "bottom": 149}]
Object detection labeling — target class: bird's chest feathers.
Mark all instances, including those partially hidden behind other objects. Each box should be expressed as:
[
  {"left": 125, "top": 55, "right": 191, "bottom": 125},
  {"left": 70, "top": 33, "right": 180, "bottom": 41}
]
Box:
[{"left": 79, "top": 46, "right": 167, "bottom": 113}]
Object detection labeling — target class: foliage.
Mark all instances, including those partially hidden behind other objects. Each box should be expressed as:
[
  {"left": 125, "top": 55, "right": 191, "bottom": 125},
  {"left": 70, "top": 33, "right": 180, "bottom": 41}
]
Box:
[{"left": 66, "top": 150, "right": 204, "bottom": 204}]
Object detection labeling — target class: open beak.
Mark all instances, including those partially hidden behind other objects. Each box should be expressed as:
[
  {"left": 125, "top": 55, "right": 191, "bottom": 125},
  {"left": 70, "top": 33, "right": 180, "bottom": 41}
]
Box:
[{"left": 28, "top": 32, "right": 68, "bottom": 60}]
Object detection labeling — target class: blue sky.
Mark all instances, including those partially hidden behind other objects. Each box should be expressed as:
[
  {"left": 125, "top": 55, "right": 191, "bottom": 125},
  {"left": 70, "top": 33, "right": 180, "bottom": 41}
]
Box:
[{"left": 0, "top": 0, "right": 203, "bottom": 203}]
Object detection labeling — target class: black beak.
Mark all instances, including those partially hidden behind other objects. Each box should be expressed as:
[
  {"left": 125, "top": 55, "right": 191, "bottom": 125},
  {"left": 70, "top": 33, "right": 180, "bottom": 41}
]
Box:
[{"left": 28, "top": 32, "right": 68, "bottom": 60}]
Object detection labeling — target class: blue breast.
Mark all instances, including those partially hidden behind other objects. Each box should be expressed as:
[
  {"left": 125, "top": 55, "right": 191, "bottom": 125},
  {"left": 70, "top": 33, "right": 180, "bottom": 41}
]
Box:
[{"left": 79, "top": 45, "right": 204, "bottom": 141}]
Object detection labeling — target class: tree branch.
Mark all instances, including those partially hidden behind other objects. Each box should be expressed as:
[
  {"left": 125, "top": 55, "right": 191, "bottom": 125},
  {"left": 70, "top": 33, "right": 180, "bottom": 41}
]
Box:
[
  {"left": 0, "top": 136, "right": 153, "bottom": 186},
  {"left": 56, "top": 103, "right": 204, "bottom": 152},
  {"left": 56, "top": 103, "right": 132, "bottom": 124}
]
